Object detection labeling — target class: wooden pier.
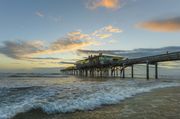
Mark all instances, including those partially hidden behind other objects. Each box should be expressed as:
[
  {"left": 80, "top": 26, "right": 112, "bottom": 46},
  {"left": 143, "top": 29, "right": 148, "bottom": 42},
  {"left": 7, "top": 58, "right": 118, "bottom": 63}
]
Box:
[{"left": 61, "top": 51, "right": 180, "bottom": 79}]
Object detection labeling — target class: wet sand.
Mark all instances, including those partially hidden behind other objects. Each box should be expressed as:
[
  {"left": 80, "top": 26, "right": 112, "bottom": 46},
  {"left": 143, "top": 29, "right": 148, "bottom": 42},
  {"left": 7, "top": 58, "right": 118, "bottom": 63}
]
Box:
[{"left": 13, "top": 86, "right": 180, "bottom": 119}]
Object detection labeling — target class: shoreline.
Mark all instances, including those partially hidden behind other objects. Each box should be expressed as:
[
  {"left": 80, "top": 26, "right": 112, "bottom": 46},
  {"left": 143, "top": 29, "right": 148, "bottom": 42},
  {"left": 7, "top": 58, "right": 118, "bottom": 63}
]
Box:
[{"left": 12, "top": 86, "right": 180, "bottom": 119}]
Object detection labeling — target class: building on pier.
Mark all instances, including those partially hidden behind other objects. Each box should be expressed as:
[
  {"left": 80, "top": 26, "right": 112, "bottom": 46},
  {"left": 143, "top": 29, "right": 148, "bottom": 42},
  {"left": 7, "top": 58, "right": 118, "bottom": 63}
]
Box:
[{"left": 76, "top": 53, "right": 124, "bottom": 69}]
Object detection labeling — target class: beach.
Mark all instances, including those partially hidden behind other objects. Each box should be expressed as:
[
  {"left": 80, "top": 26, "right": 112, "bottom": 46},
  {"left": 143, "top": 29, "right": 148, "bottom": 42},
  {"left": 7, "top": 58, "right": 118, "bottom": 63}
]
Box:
[
  {"left": 12, "top": 86, "right": 180, "bottom": 119},
  {"left": 1, "top": 0, "right": 180, "bottom": 119}
]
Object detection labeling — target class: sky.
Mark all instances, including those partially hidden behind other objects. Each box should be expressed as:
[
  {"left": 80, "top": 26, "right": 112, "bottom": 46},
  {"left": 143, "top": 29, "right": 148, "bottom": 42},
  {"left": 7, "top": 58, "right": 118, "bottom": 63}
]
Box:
[{"left": 0, "top": 0, "right": 180, "bottom": 73}]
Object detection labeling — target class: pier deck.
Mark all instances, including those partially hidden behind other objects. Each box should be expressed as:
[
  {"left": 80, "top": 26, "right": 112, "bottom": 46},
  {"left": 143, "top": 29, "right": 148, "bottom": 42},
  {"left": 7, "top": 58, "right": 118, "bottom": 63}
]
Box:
[{"left": 61, "top": 51, "right": 180, "bottom": 79}]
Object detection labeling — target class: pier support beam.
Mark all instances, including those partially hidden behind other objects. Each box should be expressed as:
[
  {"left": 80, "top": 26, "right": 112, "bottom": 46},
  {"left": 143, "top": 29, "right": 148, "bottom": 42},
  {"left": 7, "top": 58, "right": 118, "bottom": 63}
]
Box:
[
  {"left": 116, "top": 67, "right": 119, "bottom": 76},
  {"left": 122, "top": 68, "right": 125, "bottom": 78},
  {"left": 92, "top": 68, "right": 95, "bottom": 77},
  {"left": 111, "top": 68, "right": 113, "bottom": 77},
  {"left": 155, "top": 62, "right": 158, "bottom": 79},
  {"left": 90, "top": 69, "right": 93, "bottom": 77},
  {"left": 146, "top": 63, "right": 149, "bottom": 80},
  {"left": 85, "top": 70, "right": 88, "bottom": 77},
  {"left": 100, "top": 68, "right": 102, "bottom": 77},
  {"left": 131, "top": 65, "right": 134, "bottom": 78},
  {"left": 114, "top": 67, "right": 116, "bottom": 77}
]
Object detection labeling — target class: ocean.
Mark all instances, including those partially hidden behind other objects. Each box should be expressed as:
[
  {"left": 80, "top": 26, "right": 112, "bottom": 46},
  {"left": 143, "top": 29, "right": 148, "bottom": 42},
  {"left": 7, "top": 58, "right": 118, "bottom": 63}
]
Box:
[{"left": 0, "top": 72, "right": 180, "bottom": 119}]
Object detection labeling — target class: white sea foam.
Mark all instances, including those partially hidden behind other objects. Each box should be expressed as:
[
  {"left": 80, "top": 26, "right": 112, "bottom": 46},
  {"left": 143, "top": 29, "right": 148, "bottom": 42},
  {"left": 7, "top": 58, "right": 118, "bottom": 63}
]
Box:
[{"left": 0, "top": 77, "right": 179, "bottom": 119}]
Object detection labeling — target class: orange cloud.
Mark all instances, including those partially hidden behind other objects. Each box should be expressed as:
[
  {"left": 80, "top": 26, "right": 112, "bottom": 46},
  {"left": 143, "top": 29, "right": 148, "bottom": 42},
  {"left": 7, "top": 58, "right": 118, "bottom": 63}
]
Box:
[
  {"left": 87, "top": 0, "right": 120, "bottom": 9},
  {"left": 137, "top": 17, "right": 180, "bottom": 32}
]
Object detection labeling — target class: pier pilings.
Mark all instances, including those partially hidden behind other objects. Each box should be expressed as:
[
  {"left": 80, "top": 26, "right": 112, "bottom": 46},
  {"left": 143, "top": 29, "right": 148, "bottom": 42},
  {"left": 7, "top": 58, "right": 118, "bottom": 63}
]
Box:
[{"left": 62, "top": 63, "right": 159, "bottom": 80}]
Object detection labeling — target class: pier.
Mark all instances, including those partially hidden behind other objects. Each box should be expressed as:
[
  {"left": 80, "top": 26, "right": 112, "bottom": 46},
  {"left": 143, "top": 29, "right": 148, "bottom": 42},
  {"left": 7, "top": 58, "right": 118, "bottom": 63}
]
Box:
[{"left": 61, "top": 51, "right": 180, "bottom": 79}]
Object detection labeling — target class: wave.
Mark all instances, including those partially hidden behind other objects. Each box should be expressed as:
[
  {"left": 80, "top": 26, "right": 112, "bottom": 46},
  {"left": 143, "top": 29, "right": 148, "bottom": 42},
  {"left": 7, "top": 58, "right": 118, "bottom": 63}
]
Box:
[
  {"left": 4, "top": 73, "right": 65, "bottom": 78},
  {"left": 0, "top": 79, "right": 179, "bottom": 119}
]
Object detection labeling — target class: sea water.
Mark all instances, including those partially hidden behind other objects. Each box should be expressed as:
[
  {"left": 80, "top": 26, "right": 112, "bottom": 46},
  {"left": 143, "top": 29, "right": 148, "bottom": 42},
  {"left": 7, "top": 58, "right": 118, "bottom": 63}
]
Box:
[{"left": 0, "top": 73, "right": 179, "bottom": 119}]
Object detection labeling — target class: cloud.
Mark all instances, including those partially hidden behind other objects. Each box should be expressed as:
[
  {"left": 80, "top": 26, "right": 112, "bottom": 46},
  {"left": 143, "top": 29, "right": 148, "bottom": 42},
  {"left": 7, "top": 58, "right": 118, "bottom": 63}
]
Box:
[
  {"left": 49, "top": 34, "right": 94, "bottom": 53},
  {"left": 0, "top": 32, "right": 94, "bottom": 60},
  {"left": 0, "top": 25, "right": 122, "bottom": 60},
  {"left": 92, "top": 25, "right": 122, "bottom": 39},
  {"left": 87, "top": 0, "right": 120, "bottom": 9},
  {"left": 59, "top": 61, "right": 76, "bottom": 64},
  {"left": 35, "top": 11, "right": 44, "bottom": 17},
  {"left": 104, "top": 25, "right": 122, "bottom": 32},
  {"left": 0, "top": 40, "right": 45, "bottom": 59},
  {"left": 95, "top": 34, "right": 112, "bottom": 39},
  {"left": 30, "top": 57, "right": 62, "bottom": 60},
  {"left": 78, "top": 46, "right": 180, "bottom": 58},
  {"left": 137, "top": 17, "right": 180, "bottom": 32},
  {"left": 35, "top": 11, "right": 62, "bottom": 23}
]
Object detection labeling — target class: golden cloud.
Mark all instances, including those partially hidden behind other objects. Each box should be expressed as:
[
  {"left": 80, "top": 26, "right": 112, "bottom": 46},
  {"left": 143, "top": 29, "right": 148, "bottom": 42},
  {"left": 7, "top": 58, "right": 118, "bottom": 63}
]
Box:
[
  {"left": 95, "top": 34, "right": 112, "bottom": 39},
  {"left": 137, "top": 17, "right": 180, "bottom": 32},
  {"left": 92, "top": 25, "right": 122, "bottom": 39},
  {"left": 0, "top": 25, "right": 122, "bottom": 60},
  {"left": 87, "top": 0, "right": 120, "bottom": 9},
  {"left": 0, "top": 32, "right": 95, "bottom": 60},
  {"left": 104, "top": 25, "right": 123, "bottom": 32}
]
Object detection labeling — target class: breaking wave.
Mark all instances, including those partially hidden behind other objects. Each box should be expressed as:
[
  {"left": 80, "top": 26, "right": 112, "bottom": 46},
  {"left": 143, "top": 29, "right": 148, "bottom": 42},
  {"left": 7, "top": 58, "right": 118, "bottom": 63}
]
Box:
[{"left": 0, "top": 77, "right": 179, "bottom": 119}]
